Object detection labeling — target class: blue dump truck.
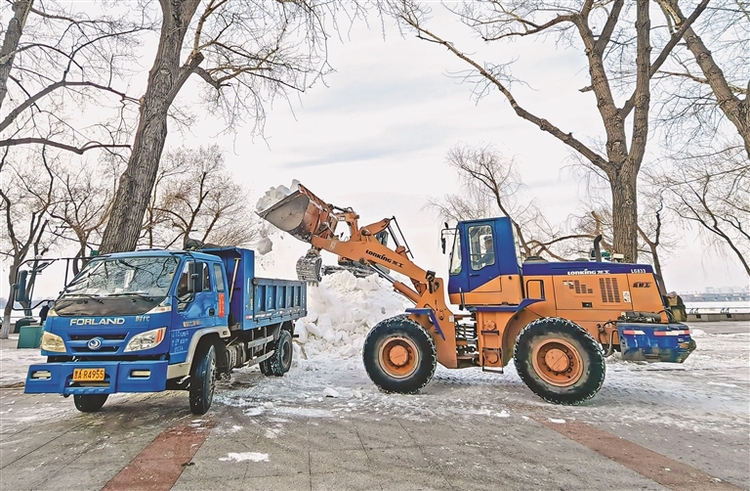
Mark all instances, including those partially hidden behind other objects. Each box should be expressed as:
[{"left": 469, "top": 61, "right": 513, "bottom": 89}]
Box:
[{"left": 18, "top": 247, "right": 306, "bottom": 414}]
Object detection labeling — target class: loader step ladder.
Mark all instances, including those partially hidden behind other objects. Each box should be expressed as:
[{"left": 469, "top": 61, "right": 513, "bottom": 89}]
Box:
[{"left": 480, "top": 329, "right": 503, "bottom": 374}]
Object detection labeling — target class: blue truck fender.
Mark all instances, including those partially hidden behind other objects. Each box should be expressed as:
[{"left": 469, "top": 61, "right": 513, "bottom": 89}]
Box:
[{"left": 167, "top": 327, "right": 230, "bottom": 380}]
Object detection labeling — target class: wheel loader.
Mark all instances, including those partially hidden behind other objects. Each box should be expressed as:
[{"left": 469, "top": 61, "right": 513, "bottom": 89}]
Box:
[{"left": 258, "top": 183, "right": 696, "bottom": 404}]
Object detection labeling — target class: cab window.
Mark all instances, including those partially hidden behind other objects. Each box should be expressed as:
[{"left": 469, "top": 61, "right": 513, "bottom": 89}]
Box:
[
  {"left": 469, "top": 225, "right": 495, "bottom": 271},
  {"left": 202, "top": 263, "right": 211, "bottom": 291},
  {"left": 213, "top": 264, "right": 225, "bottom": 292},
  {"left": 449, "top": 229, "right": 462, "bottom": 275}
]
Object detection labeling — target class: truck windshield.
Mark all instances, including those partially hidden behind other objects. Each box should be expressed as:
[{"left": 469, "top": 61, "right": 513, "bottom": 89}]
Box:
[{"left": 61, "top": 256, "right": 180, "bottom": 300}]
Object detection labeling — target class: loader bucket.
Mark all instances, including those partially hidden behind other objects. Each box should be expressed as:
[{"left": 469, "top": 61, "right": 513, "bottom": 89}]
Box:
[{"left": 257, "top": 184, "right": 337, "bottom": 243}]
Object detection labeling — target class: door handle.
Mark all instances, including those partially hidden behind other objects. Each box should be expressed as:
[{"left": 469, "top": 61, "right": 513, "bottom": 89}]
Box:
[
  {"left": 469, "top": 273, "right": 479, "bottom": 277},
  {"left": 208, "top": 308, "right": 216, "bottom": 316}
]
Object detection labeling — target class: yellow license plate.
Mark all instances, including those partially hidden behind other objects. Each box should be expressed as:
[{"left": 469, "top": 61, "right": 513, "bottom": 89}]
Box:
[{"left": 72, "top": 368, "right": 105, "bottom": 382}]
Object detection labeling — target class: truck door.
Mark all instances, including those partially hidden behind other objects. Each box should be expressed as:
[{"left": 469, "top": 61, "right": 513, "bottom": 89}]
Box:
[{"left": 170, "top": 259, "right": 218, "bottom": 363}]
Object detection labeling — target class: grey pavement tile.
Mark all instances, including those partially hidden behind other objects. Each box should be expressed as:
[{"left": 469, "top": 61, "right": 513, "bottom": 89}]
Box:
[
  {"left": 241, "top": 473, "right": 311, "bottom": 491},
  {"left": 365, "top": 468, "right": 454, "bottom": 491},
  {"left": 352, "top": 420, "right": 417, "bottom": 450},
  {"left": 312, "top": 471, "right": 382, "bottom": 491},
  {"left": 172, "top": 477, "right": 246, "bottom": 491},
  {"left": 363, "top": 446, "right": 438, "bottom": 473},
  {"left": 306, "top": 420, "right": 362, "bottom": 451},
  {"left": 309, "top": 448, "right": 370, "bottom": 474},
  {"left": 33, "top": 463, "right": 119, "bottom": 491},
  {"left": 177, "top": 457, "right": 250, "bottom": 481}
]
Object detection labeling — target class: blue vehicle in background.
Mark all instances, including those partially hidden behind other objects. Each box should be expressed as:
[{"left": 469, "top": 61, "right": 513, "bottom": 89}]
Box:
[{"left": 15, "top": 247, "right": 306, "bottom": 414}]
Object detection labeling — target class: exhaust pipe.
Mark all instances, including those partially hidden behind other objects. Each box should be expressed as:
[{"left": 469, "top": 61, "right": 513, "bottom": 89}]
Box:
[{"left": 593, "top": 235, "right": 603, "bottom": 262}]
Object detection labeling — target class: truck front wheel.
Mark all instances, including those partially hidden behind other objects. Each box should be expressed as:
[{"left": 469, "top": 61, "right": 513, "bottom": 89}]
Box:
[
  {"left": 362, "top": 316, "right": 437, "bottom": 394},
  {"left": 189, "top": 343, "right": 216, "bottom": 415},
  {"left": 260, "top": 329, "right": 293, "bottom": 376},
  {"left": 514, "top": 317, "right": 605, "bottom": 405},
  {"left": 73, "top": 394, "right": 108, "bottom": 413}
]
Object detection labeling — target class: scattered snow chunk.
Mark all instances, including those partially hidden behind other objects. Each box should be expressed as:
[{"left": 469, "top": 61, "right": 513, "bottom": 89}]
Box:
[
  {"left": 219, "top": 452, "right": 269, "bottom": 463},
  {"left": 548, "top": 418, "right": 566, "bottom": 424},
  {"left": 323, "top": 387, "right": 340, "bottom": 398}
]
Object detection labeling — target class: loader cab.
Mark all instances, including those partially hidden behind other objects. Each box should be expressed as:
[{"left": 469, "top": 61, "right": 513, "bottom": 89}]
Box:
[{"left": 447, "top": 217, "right": 523, "bottom": 306}]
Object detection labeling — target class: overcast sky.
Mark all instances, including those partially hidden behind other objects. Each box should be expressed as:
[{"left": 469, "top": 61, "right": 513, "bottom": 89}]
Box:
[{"left": 174, "top": 10, "right": 746, "bottom": 293}]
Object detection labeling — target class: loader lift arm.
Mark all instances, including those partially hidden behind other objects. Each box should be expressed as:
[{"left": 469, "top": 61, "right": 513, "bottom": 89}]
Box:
[{"left": 257, "top": 184, "right": 459, "bottom": 368}]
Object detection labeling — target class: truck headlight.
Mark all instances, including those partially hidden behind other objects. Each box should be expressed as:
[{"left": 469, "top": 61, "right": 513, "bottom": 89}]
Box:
[
  {"left": 40, "top": 331, "right": 66, "bottom": 352},
  {"left": 124, "top": 327, "right": 166, "bottom": 352}
]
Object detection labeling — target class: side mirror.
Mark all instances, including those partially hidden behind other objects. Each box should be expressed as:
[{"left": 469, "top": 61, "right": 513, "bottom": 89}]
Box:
[
  {"left": 441, "top": 237, "right": 446, "bottom": 254},
  {"left": 14, "top": 270, "right": 29, "bottom": 303},
  {"left": 187, "top": 262, "right": 205, "bottom": 293}
]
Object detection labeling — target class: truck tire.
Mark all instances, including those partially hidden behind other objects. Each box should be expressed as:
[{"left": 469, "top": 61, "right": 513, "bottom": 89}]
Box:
[
  {"left": 260, "top": 329, "right": 293, "bottom": 376},
  {"left": 73, "top": 394, "right": 108, "bottom": 413},
  {"left": 189, "top": 343, "right": 216, "bottom": 415},
  {"left": 362, "top": 316, "right": 437, "bottom": 394},
  {"left": 514, "top": 317, "right": 605, "bottom": 405}
]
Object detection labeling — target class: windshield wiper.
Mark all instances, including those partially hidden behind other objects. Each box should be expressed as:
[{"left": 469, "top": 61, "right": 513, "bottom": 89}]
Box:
[
  {"left": 63, "top": 293, "right": 104, "bottom": 304},
  {"left": 106, "top": 292, "right": 155, "bottom": 301}
]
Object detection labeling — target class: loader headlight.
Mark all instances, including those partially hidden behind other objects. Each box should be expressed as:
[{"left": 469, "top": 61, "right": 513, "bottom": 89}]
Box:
[
  {"left": 40, "top": 331, "right": 66, "bottom": 352},
  {"left": 124, "top": 327, "right": 166, "bottom": 352}
]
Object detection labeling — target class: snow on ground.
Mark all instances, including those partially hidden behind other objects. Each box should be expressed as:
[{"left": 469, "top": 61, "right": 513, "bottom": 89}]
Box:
[{"left": 1, "top": 264, "right": 747, "bottom": 437}]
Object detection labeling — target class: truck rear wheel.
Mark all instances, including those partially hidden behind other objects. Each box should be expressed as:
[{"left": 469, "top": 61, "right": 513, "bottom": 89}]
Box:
[
  {"left": 514, "top": 318, "right": 605, "bottom": 405},
  {"left": 362, "top": 316, "right": 436, "bottom": 394},
  {"left": 260, "top": 329, "right": 293, "bottom": 376},
  {"left": 189, "top": 343, "right": 216, "bottom": 415},
  {"left": 73, "top": 394, "right": 108, "bottom": 413}
]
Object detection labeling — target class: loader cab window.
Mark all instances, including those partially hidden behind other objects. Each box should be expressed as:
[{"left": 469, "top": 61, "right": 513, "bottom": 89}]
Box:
[
  {"left": 449, "top": 229, "right": 462, "bottom": 275},
  {"left": 469, "top": 225, "right": 495, "bottom": 271}
]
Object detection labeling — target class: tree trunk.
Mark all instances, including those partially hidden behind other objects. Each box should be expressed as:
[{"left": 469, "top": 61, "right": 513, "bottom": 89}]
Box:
[
  {"left": 0, "top": 0, "right": 33, "bottom": 110},
  {"left": 99, "top": 0, "right": 202, "bottom": 254},
  {"left": 0, "top": 261, "right": 20, "bottom": 339},
  {"left": 610, "top": 171, "right": 639, "bottom": 263}
]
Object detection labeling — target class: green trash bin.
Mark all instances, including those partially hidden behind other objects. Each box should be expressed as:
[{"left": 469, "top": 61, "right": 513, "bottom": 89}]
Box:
[
  {"left": 13, "top": 316, "right": 36, "bottom": 334},
  {"left": 17, "top": 324, "right": 44, "bottom": 349}
]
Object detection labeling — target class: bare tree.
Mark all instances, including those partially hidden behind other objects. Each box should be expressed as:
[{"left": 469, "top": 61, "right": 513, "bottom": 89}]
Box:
[
  {"left": 428, "top": 144, "right": 593, "bottom": 261},
  {"left": 46, "top": 157, "right": 122, "bottom": 273},
  {"left": 0, "top": 146, "right": 56, "bottom": 338},
  {"left": 0, "top": 1, "right": 143, "bottom": 155},
  {"left": 654, "top": 147, "right": 750, "bottom": 275},
  {"left": 389, "top": 0, "right": 710, "bottom": 262},
  {"left": 99, "top": 0, "right": 360, "bottom": 254},
  {"left": 654, "top": 0, "right": 749, "bottom": 158},
  {"left": 145, "top": 145, "right": 257, "bottom": 249}
]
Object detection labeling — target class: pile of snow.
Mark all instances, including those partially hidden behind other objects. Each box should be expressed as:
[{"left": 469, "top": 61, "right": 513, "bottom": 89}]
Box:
[
  {"left": 293, "top": 271, "right": 411, "bottom": 359},
  {"left": 255, "top": 180, "right": 300, "bottom": 213}
]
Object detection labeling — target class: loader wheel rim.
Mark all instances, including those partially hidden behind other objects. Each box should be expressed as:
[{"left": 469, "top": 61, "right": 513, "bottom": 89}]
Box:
[
  {"left": 531, "top": 338, "right": 584, "bottom": 387},
  {"left": 379, "top": 336, "right": 418, "bottom": 379}
]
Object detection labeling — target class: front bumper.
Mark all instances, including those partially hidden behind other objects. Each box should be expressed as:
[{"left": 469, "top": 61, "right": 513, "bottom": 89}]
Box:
[
  {"left": 617, "top": 322, "right": 696, "bottom": 363},
  {"left": 25, "top": 360, "right": 169, "bottom": 395}
]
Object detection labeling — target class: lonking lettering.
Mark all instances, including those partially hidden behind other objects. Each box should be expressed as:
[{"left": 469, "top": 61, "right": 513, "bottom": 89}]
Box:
[
  {"left": 69, "top": 318, "right": 126, "bottom": 326},
  {"left": 365, "top": 250, "right": 404, "bottom": 268}
]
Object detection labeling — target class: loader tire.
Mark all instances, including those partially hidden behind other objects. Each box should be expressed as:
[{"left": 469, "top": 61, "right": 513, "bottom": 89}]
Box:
[
  {"left": 189, "top": 342, "right": 217, "bottom": 415},
  {"left": 514, "top": 317, "right": 605, "bottom": 405},
  {"left": 260, "top": 329, "right": 293, "bottom": 376},
  {"left": 363, "top": 316, "right": 437, "bottom": 394},
  {"left": 73, "top": 394, "right": 108, "bottom": 413}
]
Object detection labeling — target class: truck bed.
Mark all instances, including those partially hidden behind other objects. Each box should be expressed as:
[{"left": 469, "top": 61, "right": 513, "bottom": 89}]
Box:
[{"left": 204, "top": 247, "right": 307, "bottom": 331}]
